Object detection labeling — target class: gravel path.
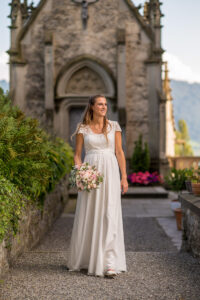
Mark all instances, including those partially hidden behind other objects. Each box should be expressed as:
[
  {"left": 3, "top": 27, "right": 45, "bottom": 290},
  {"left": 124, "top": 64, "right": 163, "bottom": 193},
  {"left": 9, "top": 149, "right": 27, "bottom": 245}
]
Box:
[{"left": 0, "top": 198, "right": 200, "bottom": 300}]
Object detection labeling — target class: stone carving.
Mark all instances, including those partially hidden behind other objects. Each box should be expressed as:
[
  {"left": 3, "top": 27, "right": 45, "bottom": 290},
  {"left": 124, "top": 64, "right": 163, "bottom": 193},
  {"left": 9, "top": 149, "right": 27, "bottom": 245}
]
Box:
[
  {"left": 9, "top": 0, "right": 36, "bottom": 25},
  {"left": 72, "top": 0, "right": 98, "bottom": 28},
  {"left": 82, "top": 1, "right": 88, "bottom": 22},
  {"left": 66, "top": 67, "right": 106, "bottom": 94}
]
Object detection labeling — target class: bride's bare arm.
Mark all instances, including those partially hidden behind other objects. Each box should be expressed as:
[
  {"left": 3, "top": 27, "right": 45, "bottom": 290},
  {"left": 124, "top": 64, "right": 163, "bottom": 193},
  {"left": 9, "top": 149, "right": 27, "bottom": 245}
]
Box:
[
  {"left": 115, "top": 132, "right": 127, "bottom": 178},
  {"left": 115, "top": 131, "right": 128, "bottom": 194},
  {"left": 74, "top": 133, "right": 83, "bottom": 166}
]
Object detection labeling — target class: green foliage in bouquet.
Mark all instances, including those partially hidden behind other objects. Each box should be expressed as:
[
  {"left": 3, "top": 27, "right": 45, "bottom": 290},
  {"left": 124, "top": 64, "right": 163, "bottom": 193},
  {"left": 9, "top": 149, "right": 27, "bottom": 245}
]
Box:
[
  {"left": 69, "top": 162, "right": 104, "bottom": 192},
  {"left": 0, "top": 88, "right": 74, "bottom": 242},
  {"left": 131, "top": 133, "right": 150, "bottom": 172}
]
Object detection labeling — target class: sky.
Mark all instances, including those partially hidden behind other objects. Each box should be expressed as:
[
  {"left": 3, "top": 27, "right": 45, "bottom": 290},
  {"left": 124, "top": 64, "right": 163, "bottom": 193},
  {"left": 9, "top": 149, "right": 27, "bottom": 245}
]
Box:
[{"left": 0, "top": 0, "right": 200, "bottom": 83}]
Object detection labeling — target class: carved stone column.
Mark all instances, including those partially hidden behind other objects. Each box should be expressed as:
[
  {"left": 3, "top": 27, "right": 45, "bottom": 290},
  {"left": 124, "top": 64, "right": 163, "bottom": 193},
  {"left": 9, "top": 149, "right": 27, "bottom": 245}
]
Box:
[
  {"left": 117, "top": 28, "right": 126, "bottom": 126},
  {"left": 159, "top": 92, "right": 167, "bottom": 159},
  {"left": 44, "top": 31, "right": 54, "bottom": 131},
  {"left": 145, "top": 60, "right": 161, "bottom": 171},
  {"left": 159, "top": 93, "right": 170, "bottom": 177}
]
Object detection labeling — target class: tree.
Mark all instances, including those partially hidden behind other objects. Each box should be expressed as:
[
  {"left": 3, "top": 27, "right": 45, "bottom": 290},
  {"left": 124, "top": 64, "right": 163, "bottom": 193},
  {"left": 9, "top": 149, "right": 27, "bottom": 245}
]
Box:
[
  {"left": 175, "top": 119, "right": 194, "bottom": 156},
  {"left": 131, "top": 133, "right": 150, "bottom": 172}
]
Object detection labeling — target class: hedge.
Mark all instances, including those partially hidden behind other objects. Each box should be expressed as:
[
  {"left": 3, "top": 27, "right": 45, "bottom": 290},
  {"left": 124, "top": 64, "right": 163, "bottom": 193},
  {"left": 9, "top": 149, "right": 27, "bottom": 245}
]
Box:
[
  {"left": 0, "top": 88, "right": 74, "bottom": 243},
  {"left": 0, "top": 176, "right": 26, "bottom": 242}
]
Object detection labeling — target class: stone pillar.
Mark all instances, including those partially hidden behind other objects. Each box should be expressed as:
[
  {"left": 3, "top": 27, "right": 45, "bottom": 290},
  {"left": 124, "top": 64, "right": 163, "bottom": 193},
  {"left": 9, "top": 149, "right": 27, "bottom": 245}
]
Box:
[
  {"left": 146, "top": 61, "right": 161, "bottom": 171},
  {"left": 155, "top": 72, "right": 171, "bottom": 177},
  {"left": 117, "top": 28, "right": 126, "bottom": 127},
  {"left": 9, "top": 1, "right": 23, "bottom": 52},
  {"left": 145, "top": 0, "right": 165, "bottom": 172},
  {"left": 117, "top": 28, "right": 127, "bottom": 158},
  {"left": 44, "top": 31, "right": 54, "bottom": 131},
  {"left": 8, "top": 1, "right": 23, "bottom": 101},
  {"left": 162, "top": 61, "right": 176, "bottom": 157},
  {"left": 159, "top": 96, "right": 166, "bottom": 159}
]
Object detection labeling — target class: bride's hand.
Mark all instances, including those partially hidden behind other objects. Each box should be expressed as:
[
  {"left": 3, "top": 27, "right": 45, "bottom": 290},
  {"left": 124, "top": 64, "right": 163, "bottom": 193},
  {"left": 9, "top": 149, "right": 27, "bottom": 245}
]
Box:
[{"left": 121, "top": 177, "right": 128, "bottom": 194}]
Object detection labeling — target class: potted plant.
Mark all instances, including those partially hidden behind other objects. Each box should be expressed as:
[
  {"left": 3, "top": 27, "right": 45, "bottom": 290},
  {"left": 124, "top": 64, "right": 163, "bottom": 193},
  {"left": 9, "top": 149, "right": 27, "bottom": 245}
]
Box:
[
  {"left": 164, "top": 168, "right": 188, "bottom": 230},
  {"left": 184, "top": 167, "right": 194, "bottom": 193},
  {"left": 128, "top": 134, "right": 165, "bottom": 187},
  {"left": 191, "top": 168, "right": 200, "bottom": 196},
  {"left": 130, "top": 133, "right": 150, "bottom": 173}
]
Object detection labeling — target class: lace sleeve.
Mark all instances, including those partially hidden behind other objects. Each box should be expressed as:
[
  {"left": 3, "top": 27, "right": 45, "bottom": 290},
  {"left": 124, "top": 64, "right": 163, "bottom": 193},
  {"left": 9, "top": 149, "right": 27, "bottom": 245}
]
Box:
[
  {"left": 76, "top": 123, "right": 86, "bottom": 135},
  {"left": 115, "top": 121, "right": 122, "bottom": 132}
]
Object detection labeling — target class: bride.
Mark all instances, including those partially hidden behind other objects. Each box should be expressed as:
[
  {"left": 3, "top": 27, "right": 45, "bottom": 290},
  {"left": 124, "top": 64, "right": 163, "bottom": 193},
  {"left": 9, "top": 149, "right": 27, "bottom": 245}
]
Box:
[{"left": 67, "top": 94, "right": 128, "bottom": 278}]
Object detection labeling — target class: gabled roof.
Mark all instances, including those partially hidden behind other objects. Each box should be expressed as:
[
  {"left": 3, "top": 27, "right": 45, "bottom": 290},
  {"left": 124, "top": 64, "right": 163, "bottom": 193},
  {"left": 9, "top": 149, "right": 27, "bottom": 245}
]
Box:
[
  {"left": 124, "top": 0, "right": 154, "bottom": 40},
  {"left": 18, "top": 0, "right": 154, "bottom": 42},
  {"left": 18, "top": 0, "right": 47, "bottom": 42}
]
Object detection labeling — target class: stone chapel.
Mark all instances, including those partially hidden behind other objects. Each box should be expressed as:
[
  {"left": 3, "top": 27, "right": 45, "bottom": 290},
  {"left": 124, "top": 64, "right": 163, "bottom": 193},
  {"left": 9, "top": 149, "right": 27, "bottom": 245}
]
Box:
[{"left": 8, "top": 0, "right": 176, "bottom": 175}]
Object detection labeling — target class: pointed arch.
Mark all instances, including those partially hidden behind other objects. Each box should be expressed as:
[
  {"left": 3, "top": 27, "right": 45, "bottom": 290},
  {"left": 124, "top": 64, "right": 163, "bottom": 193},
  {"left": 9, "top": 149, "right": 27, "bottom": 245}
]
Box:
[{"left": 55, "top": 56, "right": 116, "bottom": 99}]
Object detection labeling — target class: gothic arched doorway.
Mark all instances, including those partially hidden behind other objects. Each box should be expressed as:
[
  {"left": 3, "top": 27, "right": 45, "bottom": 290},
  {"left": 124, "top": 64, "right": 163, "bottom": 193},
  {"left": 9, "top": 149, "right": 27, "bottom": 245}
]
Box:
[{"left": 54, "top": 58, "right": 118, "bottom": 152}]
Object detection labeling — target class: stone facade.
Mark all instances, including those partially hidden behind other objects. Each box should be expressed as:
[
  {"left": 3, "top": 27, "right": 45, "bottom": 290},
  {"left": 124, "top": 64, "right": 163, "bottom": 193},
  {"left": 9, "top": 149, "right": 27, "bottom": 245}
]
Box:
[
  {"left": 0, "top": 177, "right": 69, "bottom": 279},
  {"left": 8, "top": 0, "right": 176, "bottom": 174}
]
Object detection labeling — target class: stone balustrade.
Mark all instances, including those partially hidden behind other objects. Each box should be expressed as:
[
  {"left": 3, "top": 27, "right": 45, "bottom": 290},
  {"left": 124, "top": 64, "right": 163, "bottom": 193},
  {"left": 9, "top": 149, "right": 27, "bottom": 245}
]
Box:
[{"left": 168, "top": 156, "right": 200, "bottom": 170}]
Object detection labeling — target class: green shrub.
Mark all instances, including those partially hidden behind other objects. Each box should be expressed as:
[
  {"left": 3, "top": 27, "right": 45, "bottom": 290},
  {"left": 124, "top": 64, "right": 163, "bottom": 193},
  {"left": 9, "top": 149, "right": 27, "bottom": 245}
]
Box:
[
  {"left": 131, "top": 133, "right": 150, "bottom": 172},
  {"left": 0, "top": 176, "right": 26, "bottom": 243},
  {"left": 164, "top": 168, "right": 188, "bottom": 192},
  {"left": 0, "top": 88, "right": 74, "bottom": 205},
  {"left": 188, "top": 166, "right": 200, "bottom": 183},
  {"left": 0, "top": 88, "right": 74, "bottom": 242}
]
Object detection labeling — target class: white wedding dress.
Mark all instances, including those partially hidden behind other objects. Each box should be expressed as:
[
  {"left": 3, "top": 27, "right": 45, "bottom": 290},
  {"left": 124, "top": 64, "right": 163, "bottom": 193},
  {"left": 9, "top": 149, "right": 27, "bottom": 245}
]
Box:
[{"left": 67, "top": 120, "right": 127, "bottom": 277}]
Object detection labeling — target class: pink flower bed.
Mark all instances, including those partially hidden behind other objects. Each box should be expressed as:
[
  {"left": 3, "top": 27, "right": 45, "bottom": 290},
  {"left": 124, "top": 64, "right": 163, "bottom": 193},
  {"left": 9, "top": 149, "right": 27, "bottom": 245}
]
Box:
[{"left": 128, "top": 171, "right": 164, "bottom": 186}]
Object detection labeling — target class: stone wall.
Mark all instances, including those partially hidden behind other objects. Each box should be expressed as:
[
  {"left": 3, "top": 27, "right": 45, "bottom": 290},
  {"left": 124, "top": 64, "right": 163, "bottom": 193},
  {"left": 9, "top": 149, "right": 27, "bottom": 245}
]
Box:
[
  {"left": 0, "top": 176, "right": 69, "bottom": 279},
  {"left": 180, "top": 193, "right": 200, "bottom": 258}
]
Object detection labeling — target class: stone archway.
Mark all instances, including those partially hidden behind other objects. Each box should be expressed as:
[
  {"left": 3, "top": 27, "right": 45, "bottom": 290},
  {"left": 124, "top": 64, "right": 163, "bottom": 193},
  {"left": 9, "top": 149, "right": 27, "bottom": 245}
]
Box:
[
  {"left": 56, "top": 58, "right": 115, "bottom": 99},
  {"left": 54, "top": 58, "right": 117, "bottom": 150}
]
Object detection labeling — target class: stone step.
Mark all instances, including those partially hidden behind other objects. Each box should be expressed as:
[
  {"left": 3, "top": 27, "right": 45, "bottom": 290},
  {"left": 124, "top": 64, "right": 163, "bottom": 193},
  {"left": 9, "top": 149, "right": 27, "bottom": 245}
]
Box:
[{"left": 68, "top": 186, "right": 169, "bottom": 199}]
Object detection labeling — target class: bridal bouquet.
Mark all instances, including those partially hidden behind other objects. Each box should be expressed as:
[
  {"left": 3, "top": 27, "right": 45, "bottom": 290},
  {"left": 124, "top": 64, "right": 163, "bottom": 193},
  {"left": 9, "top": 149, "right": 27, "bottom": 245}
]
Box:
[{"left": 69, "top": 162, "right": 104, "bottom": 192}]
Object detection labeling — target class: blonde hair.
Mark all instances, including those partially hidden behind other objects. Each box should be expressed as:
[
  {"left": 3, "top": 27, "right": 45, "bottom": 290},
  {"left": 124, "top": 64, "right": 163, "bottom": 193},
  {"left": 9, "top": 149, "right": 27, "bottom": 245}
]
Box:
[{"left": 70, "top": 94, "right": 111, "bottom": 144}]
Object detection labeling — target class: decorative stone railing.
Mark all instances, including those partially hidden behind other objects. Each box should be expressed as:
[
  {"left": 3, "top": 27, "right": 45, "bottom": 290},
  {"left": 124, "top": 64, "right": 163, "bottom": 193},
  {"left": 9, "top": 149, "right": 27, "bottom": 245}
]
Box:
[
  {"left": 0, "top": 176, "right": 69, "bottom": 279},
  {"left": 168, "top": 156, "right": 200, "bottom": 170},
  {"left": 179, "top": 193, "right": 200, "bottom": 258}
]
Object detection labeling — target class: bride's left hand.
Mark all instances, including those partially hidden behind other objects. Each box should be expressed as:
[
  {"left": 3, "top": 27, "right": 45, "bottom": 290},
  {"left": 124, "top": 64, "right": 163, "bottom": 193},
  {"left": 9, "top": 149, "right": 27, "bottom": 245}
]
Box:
[{"left": 121, "top": 178, "right": 128, "bottom": 194}]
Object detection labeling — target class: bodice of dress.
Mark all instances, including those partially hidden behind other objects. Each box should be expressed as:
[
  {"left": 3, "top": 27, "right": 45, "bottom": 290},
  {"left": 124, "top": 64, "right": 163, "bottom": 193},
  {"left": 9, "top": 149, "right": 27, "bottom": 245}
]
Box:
[{"left": 75, "top": 120, "right": 122, "bottom": 155}]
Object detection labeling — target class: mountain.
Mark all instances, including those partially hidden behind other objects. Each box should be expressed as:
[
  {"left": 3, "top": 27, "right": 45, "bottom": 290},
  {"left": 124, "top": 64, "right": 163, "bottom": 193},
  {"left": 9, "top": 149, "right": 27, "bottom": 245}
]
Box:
[
  {"left": 170, "top": 79, "right": 200, "bottom": 155},
  {"left": 0, "top": 80, "right": 9, "bottom": 92}
]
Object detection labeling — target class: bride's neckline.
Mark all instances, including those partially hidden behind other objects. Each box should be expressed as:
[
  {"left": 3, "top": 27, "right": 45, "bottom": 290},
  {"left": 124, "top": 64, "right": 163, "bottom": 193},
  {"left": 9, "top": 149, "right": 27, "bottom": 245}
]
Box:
[{"left": 88, "top": 120, "right": 111, "bottom": 135}]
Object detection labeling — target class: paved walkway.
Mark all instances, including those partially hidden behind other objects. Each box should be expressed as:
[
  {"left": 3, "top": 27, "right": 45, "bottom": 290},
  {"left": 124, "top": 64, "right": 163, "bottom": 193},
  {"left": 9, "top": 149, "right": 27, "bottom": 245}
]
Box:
[{"left": 0, "top": 195, "right": 200, "bottom": 300}]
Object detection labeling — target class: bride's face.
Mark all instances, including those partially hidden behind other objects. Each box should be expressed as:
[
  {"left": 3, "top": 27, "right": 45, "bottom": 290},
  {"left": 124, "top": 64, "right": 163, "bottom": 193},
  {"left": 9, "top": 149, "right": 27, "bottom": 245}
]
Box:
[{"left": 92, "top": 97, "right": 107, "bottom": 117}]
